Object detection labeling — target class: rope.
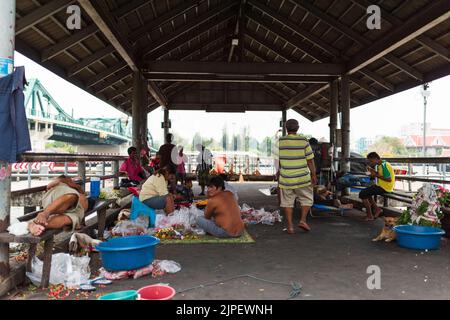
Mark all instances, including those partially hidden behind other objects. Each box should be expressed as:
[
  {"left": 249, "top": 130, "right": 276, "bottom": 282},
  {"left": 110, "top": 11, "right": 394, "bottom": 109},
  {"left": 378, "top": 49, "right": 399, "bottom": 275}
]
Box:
[{"left": 176, "top": 274, "right": 302, "bottom": 300}]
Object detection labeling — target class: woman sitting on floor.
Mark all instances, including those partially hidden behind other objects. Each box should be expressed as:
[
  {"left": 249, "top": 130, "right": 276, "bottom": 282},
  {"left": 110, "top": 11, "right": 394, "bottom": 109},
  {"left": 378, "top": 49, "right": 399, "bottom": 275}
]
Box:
[{"left": 139, "top": 166, "right": 175, "bottom": 215}]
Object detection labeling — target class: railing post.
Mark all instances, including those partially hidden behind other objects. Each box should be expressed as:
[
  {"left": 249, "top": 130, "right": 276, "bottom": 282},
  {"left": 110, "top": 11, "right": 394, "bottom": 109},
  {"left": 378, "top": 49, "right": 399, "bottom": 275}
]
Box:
[
  {"left": 112, "top": 160, "right": 119, "bottom": 188},
  {"left": 102, "top": 161, "right": 106, "bottom": 188},
  {"left": 408, "top": 163, "right": 412, "bottom": 192},
  {"left": 64, "top": 161, "right": 68, "bottom": 176},
  {"left": 27, "top": 163, "right": 32, "bottom": 188},
  {"left": 78, "top": 161, "right": 86, "bottom": 193}
]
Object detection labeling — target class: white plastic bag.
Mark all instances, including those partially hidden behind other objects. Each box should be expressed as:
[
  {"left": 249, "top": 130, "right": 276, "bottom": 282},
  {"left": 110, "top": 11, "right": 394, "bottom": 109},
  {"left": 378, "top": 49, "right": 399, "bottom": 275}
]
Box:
[
  {"left": 7, "top": 221, "right": 29, "bottom": 236},
  {"left": 26, "top": 253, "right": 90, "bottom": 288},
  {"left": 157, "top": 260, "right": 181, "bottom": 273}
]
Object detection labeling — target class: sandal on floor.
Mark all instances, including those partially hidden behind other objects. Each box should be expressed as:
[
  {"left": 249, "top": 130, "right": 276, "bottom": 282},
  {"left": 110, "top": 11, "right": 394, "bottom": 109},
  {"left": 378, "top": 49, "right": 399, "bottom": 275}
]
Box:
[{"left": 298, "top": 222, "right": 311, "bottom": 232}]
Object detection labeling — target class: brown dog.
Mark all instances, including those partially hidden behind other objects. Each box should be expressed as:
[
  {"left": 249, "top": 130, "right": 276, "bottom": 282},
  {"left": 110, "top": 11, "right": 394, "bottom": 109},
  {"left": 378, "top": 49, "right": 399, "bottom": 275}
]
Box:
[{"left": 372, "top": 217, "right": 398, "bottom": 242}]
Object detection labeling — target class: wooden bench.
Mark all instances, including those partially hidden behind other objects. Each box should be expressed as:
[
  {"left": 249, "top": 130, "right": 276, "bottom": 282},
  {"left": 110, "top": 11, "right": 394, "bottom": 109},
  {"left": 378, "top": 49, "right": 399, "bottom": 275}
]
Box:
[
  {"left": 0, "top": 198, "right": 113, "bottom": 288},
  {"left": 341, "top": 193, "right": 409, "bottom": 218}
]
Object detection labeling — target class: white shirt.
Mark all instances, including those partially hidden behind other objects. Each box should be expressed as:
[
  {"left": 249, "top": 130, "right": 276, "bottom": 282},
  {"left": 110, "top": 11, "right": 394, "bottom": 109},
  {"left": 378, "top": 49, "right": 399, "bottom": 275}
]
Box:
[{"left": 196, "top": 148, "right": 213, "bottom": 165}]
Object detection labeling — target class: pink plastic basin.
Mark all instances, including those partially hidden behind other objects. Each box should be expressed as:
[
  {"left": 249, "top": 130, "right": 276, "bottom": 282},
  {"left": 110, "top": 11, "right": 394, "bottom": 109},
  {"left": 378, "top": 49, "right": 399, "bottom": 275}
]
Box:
[{"left": 138, "top": 284, "right": 176, "bottom": 300}]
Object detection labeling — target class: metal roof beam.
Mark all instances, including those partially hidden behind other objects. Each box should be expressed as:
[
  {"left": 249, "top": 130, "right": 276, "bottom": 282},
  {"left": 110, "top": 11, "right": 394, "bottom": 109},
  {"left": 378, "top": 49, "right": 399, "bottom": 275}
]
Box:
[
  {"left": 147, "top": 82, "right": 168, "bottom": 108},
  {"left": 16, "top": 0, "right": 75, "bottom": 34},
  {"left": 78, "top": 0, "right": 168, "bottom": 107},
  {"left": 289, "top": 0, "right": 423, "bottom": 81},
  {"left": 285, "top": 84, "right": 329, "bottom": 110},
  {"left": 86, "top": 61, "right": 128, "bottom": 87},
  {"left": 129, "top": 0, "right": 204, "bottom": 43},
  {"left": 68, "top": 45, "right": 115, "bottom": 77},
  {"left": 358, "top": 68, "right": 394, "bottom": 92},
  {"left": 94, "top": 69, "right": 131, "bottom": 93},
  {"left": 244, "top": 27, "right": 293, "bottom": 62},
  {"left": 245, "top": 12, "right": 329, "bottom": 63},
  {"left": 350, "top": 0, "right": 450, "bottom": 63},
  {"left": 143, "top": 61, "right": 345, "bottom": 76},
  {"left": 228, "top": 0, "right": 247, "bottom": 62},
  {"left": 349, "top": 76, "right": 378, "bottom": 97},
  {"left": 78, "top": 0, "right": 137, "bottom": 71},
  {"left": 145, "top": 21, "right": 233, "bottom": 60},
  {"left": 347, "top": 0, "right": 450, "bottom": 74},
  {"left": 247, "top": 0, "right": 340, "bottom": 57},
  {"left": 144, "top": 73, "right": 332, "bottom": 83},
  {"left": 141, "top": 1, "right": 238, "bottom": 58},
  {"left": 41, "top": 24, "right": 98, "bottom": 62},
  {"left": 112, "top": 0, "right": 149, "bottom": 20}
]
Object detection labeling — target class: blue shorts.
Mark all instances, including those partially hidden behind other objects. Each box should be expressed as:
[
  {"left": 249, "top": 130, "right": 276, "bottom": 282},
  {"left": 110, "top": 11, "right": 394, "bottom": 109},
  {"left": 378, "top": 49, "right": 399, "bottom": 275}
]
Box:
[{"left": 143, "top": 195, "right": 167, "bottom": 209}]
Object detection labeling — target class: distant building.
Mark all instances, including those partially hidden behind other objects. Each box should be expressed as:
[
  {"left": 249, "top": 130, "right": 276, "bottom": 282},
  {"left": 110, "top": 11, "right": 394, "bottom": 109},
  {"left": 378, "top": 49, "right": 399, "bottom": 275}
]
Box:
[
  {"left": 402, "top": 135, "right": 450, "bottom": 156},
  {"left": 401, "top": 123, "right": 450, "bottom": 156},
  {"left": 355, "top": 137, "right": 374, "bottom": 154}
]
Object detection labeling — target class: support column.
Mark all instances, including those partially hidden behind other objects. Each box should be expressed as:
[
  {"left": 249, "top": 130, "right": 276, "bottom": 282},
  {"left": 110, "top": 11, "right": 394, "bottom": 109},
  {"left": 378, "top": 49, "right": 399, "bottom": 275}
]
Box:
[
  {"left": 163, "top": 108, "right": 169, "bottom": 143},
  {"left": 141, "top": 80, "right": 148, "bottom": 148},
  {"left": 0, "top": 0, "right": 15, "bottom": 279},
  {"left": 281, "top": 109, "right": 287, "bottom": 136},
  {"left": 329, "top": 80, "right": 338, "bottom": 147},
  {"left": 340, "top": 75, "right": 351, "bottom": 182},
  {"left": 132, "top": 71, "right": 143, "bottom": 152}
]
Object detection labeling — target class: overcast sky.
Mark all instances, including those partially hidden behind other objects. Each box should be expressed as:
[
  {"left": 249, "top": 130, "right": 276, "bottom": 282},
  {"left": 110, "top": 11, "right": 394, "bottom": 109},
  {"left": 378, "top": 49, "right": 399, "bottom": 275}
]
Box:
[{"left": 15, "top": 51, "right": 450, "bottom": 146}]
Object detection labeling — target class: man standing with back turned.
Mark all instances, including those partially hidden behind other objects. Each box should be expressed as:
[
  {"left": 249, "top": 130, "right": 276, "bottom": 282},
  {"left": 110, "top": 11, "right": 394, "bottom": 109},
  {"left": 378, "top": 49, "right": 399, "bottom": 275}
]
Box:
[{"left": 278, "top": 119, "right": 317, "bottom": 234}]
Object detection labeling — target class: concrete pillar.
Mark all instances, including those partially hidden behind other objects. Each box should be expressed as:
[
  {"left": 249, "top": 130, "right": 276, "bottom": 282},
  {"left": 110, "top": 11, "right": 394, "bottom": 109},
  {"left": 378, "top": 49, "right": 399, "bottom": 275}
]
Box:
[
  {"left": 112, "top": 160, "right": 119, "bottom": 188},
  {"left": 340, "top": 75, "right": 351, "bottom": 178},
  {"left": 0, "top": 0, "right": 15, "bottom": 279},
  {"left": 281, "top": 109, "right": 287, "bottom": 136},
  {"left": 329, "top": 80, "right": 338, "bottom": 148},
  {"left": 132, "top": 71, "right": 143, "bottom": 152},
  {"left": 141, "top": 80, "right": 148, "bottom": 148},
  {"left": 77, "top": 161, "right": 86, "bottom": 193},
  {"left": 163, "top": 108, "right": 169, "bottom": 143}
]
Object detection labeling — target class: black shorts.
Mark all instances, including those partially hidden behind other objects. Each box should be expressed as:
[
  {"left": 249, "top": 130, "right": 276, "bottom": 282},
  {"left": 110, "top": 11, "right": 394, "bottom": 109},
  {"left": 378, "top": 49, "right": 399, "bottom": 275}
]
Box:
[{"left": 358, "top": 185, "right": 388, "bottom": 199}]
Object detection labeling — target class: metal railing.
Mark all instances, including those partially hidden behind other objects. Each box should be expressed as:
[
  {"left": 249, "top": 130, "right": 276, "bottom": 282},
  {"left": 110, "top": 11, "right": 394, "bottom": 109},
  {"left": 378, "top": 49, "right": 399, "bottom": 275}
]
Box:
[
  {"left": 336, "top": 157, "right": 450, "bottom": 196},
  {"left": 12, "top": 153, "right": 127, "bottom": 198}
]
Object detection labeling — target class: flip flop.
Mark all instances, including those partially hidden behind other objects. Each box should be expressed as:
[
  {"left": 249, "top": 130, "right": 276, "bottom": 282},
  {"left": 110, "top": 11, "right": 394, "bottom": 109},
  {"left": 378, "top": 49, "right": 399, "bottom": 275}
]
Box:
[
  {"left": 298, "top": 222, "right": 311, "bottom": 232},
  {"left": 283, "top": 228, "right": 295, "bottom": 234}
]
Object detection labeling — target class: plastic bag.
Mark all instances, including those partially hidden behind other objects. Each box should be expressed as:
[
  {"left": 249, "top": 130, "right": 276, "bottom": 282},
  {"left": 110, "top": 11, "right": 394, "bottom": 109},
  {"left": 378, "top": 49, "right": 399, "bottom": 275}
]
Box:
[
  {"left": 99, "top": 267, "right": 132, "bottom": 280},
  {"left": 26, "top": 253, "right": 90, "bottom": 288},
  {"left": 111, "top": 219, "right": 148, "bottom": 236},
  {"left": 7, "top": 221, "right": 29, "bottom": 236},
  {"left": 158, "top": 260, "right": 181, "bottom": 273}
]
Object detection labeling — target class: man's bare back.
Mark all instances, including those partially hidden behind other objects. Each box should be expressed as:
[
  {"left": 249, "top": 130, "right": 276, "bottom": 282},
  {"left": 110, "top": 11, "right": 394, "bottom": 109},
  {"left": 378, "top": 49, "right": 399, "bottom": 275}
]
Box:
[{"left": 205, "top": 191, "right": 244, "bottom": 237}]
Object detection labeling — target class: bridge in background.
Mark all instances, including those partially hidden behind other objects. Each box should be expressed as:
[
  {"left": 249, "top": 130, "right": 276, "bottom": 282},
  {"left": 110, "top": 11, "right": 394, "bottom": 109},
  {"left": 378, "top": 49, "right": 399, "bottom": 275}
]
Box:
[{"left": 24, "top": 79, "right": 156, "bottom": 152}]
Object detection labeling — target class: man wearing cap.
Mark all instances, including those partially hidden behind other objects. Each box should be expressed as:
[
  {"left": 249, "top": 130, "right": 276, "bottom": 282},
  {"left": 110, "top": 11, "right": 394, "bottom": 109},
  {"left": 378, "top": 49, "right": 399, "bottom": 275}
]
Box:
[{"left": 278, "top": 119, "right": 317, "bottom": 234}]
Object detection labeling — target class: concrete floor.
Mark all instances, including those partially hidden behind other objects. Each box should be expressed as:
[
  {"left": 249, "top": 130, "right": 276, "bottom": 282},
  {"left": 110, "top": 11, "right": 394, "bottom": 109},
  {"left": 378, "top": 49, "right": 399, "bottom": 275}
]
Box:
[{"left": 9, "top": 182, "right": 450, "bottom": 300}]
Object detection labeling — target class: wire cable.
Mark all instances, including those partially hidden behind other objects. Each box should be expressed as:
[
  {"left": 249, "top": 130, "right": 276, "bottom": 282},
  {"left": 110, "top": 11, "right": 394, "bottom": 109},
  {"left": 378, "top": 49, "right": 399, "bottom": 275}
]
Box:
[{"left": 176, "top": 274, "right": 302, "bottom": 300}]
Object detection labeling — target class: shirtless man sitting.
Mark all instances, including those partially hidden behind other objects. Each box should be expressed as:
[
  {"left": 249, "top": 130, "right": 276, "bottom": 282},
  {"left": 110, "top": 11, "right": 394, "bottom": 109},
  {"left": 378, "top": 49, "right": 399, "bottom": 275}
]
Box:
[
  {"left": 195, "top": 176, "right": 245, "bottom": 238},
  {"left": 28, "top": 175, "right": 88, "bottom": 236}
]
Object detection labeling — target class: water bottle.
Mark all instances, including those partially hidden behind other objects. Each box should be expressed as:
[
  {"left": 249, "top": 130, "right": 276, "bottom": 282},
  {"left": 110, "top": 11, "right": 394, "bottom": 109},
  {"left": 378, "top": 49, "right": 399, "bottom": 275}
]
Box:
[{"left": 90, "top": 177, "right": 101, "bottom": 198}]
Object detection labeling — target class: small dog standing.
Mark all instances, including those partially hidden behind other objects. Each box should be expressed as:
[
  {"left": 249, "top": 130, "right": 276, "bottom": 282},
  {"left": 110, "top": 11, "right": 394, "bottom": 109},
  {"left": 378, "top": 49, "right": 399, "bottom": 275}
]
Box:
[{"left": 372, "top": 217, "right": 398, "bottom": 242}]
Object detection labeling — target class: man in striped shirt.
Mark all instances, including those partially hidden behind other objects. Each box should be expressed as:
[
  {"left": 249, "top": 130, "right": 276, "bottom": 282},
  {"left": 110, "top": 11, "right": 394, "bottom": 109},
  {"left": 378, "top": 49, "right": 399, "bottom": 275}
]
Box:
[{"left": 278, "top": 119, "right": 317, "bottom": 234}]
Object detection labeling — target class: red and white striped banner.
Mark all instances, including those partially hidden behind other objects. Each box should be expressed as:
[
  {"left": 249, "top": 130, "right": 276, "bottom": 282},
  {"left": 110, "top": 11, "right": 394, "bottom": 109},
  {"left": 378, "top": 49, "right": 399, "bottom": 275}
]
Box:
[{"left": 12, "top": 162, "right": 55, "bottom": 171}]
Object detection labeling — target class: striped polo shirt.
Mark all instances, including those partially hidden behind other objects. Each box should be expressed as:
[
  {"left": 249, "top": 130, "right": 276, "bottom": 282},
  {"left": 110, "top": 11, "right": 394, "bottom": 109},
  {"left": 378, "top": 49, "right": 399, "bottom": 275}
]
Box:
[{"left": 278, "top": 134, "right": 314, "bottom": 189}]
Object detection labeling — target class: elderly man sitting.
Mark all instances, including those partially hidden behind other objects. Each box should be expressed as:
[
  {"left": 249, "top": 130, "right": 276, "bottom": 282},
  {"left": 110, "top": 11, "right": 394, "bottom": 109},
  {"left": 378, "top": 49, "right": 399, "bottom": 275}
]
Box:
[{"left": 28, "top": 175, "right": 88, "bottom": 236}]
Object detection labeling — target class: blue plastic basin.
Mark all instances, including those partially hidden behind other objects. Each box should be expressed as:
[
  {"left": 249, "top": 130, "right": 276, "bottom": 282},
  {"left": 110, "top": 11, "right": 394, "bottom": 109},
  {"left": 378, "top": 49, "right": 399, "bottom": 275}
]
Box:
[
  {"left": 96, "top": 235, "right": 160, "bottom": 271},
  {"left": 393, "top": 225, "right": 445, "bottom": 250}
]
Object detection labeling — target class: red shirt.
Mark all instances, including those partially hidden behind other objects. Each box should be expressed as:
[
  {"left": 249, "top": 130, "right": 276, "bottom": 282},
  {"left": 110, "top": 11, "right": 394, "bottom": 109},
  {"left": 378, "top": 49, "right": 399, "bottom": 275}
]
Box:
[{"left": 120, "top": 157, "right": 144, "bottom": 182}]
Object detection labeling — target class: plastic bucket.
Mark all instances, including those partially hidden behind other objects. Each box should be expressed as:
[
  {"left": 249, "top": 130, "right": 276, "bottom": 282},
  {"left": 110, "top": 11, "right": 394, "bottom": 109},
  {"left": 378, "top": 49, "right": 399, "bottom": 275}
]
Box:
[
  {"left": 90, "top": 177, "right": 101, "bottom": 198},
  {"left": 98, "top": 290, "right": 138, "bottom": 300},
  {"left": 137, "top": 284, "right": 176, "bottom": 300},
  {"left": 96, "top": 235, "right": 160, "bottom": 271},
  {"left": 394, "top": 225, "right": 445, "bottom": 250}
]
